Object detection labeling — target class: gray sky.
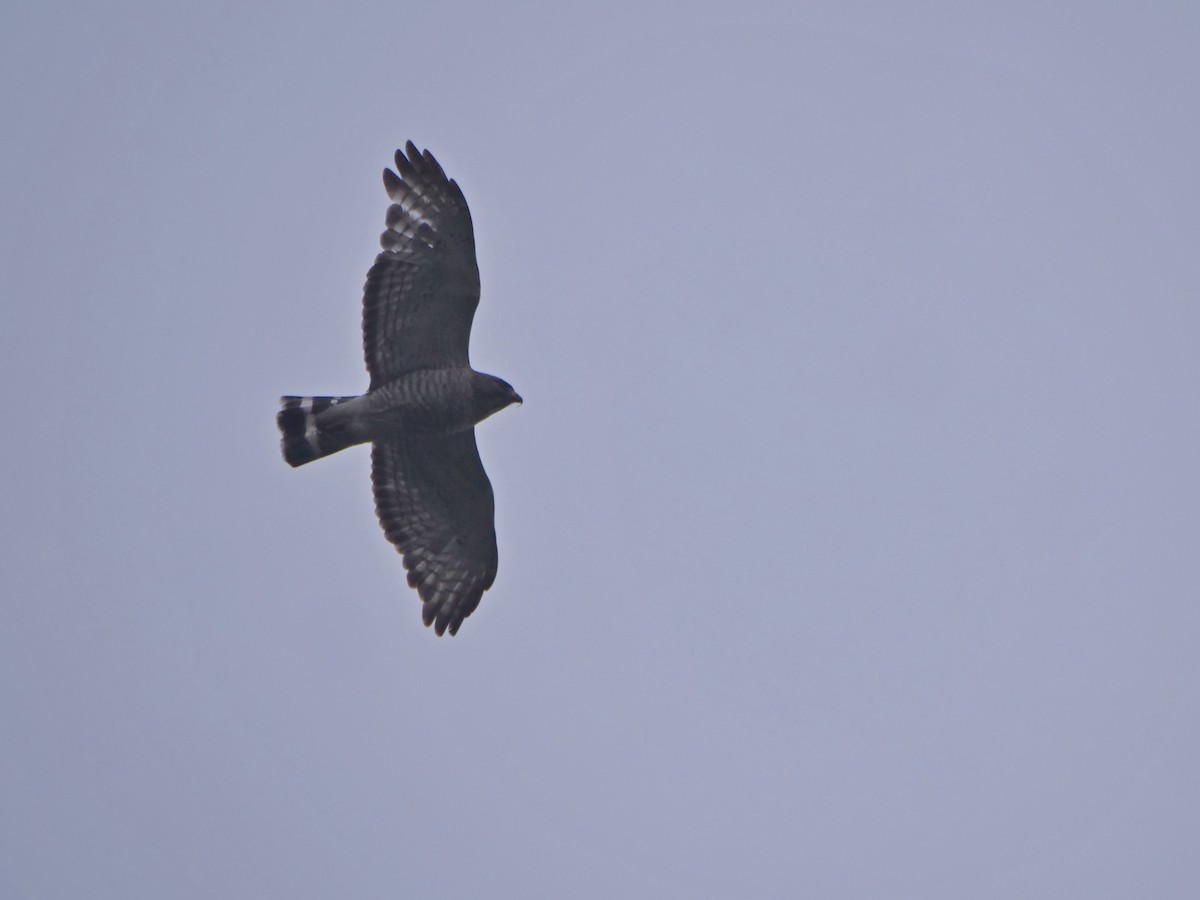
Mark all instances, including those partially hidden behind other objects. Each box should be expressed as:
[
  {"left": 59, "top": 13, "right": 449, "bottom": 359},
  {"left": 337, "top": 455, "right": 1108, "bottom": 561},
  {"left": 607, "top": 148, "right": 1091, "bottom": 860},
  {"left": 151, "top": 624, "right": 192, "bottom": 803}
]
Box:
[{"left": 2, "top": 1, "right": 1198, "bottom": 897}]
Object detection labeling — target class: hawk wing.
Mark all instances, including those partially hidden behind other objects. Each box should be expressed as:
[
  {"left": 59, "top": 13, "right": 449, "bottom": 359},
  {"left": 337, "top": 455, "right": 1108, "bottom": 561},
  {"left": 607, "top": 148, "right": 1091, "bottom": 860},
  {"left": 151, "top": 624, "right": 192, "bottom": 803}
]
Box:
[
  {"left": 371, "top": 432, "right": 498, "bottom": 636},
  {"left": 363, "top": 142, "right": 481, "bottom": 388}
]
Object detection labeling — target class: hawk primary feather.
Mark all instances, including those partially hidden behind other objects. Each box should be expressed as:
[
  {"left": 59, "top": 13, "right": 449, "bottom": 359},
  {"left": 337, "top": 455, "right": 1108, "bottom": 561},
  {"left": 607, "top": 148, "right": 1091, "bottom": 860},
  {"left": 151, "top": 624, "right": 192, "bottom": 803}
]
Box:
[{"left": 277, "top": 143, "right": 520, "bottom": 636}]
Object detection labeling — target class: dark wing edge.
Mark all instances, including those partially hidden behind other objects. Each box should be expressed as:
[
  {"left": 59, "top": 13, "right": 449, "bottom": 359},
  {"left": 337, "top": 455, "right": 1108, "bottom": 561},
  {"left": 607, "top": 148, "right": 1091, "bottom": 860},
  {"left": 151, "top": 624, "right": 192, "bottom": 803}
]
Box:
[
  {"left": 371, "top": 432, "right": 499, "bottom": 636},
  {"left": 363, "top": 143, "right": 481, "bottom": 387}
]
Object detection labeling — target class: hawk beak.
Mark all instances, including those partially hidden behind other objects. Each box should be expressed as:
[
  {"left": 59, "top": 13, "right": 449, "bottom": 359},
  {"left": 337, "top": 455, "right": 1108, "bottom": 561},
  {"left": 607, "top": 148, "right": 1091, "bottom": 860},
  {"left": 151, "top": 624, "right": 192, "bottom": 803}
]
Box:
[{"left": 512, "top": 393, "right": 523, "bottom": 406}]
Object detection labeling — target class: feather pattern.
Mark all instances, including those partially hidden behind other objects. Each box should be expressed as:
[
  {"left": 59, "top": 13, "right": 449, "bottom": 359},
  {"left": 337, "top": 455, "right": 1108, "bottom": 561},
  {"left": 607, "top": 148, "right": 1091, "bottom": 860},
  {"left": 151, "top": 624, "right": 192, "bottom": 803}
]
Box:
[
  {"left": 371, "top": 433, "right": 498, "bottom": 636},
  {"left": 363, "top": 142, "right": 480, "bottom": 388}
]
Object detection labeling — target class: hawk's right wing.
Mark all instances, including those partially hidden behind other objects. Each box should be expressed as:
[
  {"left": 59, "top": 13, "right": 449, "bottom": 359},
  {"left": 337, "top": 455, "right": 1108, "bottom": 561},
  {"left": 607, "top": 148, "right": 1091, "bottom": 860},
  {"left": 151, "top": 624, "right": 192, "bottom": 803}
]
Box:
[
  {"left": 362, "top": 143, "right": 481, "bottom": 388},
  {"left": 370, "top": 432, "right": 499, "bottom": 636}
]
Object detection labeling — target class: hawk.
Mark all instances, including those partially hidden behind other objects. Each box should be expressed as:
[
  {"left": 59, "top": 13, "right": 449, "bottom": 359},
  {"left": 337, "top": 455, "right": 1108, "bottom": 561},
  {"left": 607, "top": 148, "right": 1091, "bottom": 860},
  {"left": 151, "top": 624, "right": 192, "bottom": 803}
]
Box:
[{"left": 277, "top": 143, "right": 521, "bottom": 636}]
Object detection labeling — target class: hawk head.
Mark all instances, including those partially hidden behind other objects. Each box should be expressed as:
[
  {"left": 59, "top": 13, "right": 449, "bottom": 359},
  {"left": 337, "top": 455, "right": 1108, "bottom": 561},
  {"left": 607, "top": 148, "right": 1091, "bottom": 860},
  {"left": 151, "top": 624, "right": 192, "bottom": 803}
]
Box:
[{"left": 474, "top": 373, "right": 522, "bottom": 423}]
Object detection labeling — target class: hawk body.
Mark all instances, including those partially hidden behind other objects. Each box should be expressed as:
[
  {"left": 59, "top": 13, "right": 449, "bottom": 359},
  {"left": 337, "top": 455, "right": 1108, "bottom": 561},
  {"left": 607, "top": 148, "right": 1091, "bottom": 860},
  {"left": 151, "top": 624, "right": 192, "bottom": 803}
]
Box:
[{"left": 278, "top": 143, "right": 520, "bottom": 636}]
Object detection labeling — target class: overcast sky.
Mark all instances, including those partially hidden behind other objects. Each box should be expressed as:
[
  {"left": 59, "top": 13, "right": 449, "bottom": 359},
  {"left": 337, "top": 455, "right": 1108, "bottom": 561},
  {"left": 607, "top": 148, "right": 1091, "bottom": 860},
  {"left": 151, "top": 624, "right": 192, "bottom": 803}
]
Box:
[{"left": 2, "top": 2, "right": 1198, "bottom": 898}]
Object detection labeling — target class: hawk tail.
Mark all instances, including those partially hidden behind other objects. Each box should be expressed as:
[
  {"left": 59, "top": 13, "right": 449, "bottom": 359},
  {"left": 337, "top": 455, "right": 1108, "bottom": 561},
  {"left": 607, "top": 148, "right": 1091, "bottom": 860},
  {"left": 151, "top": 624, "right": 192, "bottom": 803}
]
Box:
[{"left": 277, "top": 396, "right": 361, "bottom": 467}]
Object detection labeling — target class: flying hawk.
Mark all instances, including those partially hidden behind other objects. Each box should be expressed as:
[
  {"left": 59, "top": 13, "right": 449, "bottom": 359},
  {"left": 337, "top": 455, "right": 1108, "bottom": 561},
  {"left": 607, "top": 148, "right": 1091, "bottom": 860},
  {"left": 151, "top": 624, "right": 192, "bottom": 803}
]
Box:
[{"left": 277, "top": 143, "right": 521, "bottom": 636}]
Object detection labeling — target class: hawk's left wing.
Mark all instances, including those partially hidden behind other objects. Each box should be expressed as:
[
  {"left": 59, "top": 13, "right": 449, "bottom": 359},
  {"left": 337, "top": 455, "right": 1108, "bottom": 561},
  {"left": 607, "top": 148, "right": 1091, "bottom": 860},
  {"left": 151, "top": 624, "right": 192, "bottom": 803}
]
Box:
[{"left": 370, "top": 432, "right": 499, "bottom": 636}]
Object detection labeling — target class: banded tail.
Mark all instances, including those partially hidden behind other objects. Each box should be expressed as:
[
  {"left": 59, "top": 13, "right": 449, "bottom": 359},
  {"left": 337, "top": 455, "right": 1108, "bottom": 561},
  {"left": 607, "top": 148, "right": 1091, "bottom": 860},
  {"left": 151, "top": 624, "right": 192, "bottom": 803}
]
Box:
[{"left": 277, "top": 396, "right": 361, "bottom": 467}]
